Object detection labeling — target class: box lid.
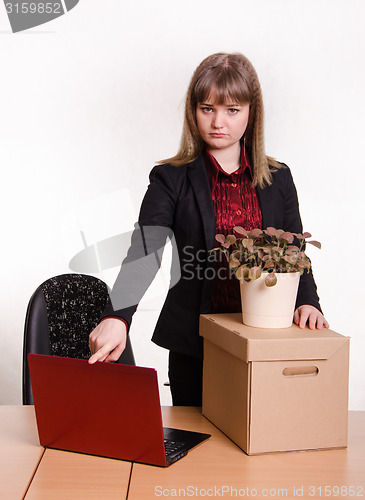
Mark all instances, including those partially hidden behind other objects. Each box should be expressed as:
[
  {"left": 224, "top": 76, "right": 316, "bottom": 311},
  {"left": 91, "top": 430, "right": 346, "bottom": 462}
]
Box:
[{"left": 199, "top": 313, "right": 349, "bottom": 362}]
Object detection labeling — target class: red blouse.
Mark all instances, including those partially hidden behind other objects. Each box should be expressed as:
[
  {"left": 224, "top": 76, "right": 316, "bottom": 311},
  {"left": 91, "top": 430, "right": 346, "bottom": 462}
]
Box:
[{"left": 204, "top": 147, "right": 263, "bottom": 313}]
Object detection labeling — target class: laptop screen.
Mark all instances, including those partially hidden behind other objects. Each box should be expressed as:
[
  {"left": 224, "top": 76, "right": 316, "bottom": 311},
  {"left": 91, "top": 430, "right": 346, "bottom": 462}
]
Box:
[{"left": 28, "top": 354, "right": 168, "bottom": 465}]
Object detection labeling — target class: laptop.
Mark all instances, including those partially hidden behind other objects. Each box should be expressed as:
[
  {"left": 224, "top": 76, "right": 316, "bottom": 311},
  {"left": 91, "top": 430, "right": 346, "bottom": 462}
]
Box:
[{"left": 28, "top": 353, "right": 210, "bottom": 466}]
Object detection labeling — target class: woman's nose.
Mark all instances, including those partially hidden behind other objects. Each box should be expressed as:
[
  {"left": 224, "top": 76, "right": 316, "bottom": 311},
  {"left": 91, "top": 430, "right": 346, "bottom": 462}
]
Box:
[{"left": 212, "top": 111, "right": 224, "bottom": 128}]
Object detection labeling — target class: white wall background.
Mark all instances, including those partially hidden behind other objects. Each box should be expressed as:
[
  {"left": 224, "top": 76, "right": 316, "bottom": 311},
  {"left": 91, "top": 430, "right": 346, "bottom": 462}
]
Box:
[{"left": 0, "top": 0, "right": 364, "bottom": 408}]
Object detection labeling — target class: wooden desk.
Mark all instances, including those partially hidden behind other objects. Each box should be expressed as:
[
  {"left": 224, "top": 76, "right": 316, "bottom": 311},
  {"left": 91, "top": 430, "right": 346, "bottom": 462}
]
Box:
[
  {"left": 0, "top": 405, "right": 44, "bottom": 500},
  {"left": 1, "top": 406, "right": 364, "bottom": 499},
  {"left": 25, "top": 447, "right": 132, "bottom": 500},
  {"left": 0, "top": 406, "right": 131, "bottom": 500},
  {"left": 128, "top": 407, "right": 365, "bottom": 499}
]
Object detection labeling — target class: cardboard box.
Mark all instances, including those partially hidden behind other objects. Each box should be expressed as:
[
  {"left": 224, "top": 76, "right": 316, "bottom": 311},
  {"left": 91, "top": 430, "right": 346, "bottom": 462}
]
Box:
[{"left": 200, "top": 313, "right": 349, "bottom": 455}]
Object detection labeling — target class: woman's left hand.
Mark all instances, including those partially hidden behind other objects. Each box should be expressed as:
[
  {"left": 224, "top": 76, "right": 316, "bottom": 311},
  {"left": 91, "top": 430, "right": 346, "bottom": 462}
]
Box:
[{"left": 294, "top": 305, "right": 329, "bottom": 330}]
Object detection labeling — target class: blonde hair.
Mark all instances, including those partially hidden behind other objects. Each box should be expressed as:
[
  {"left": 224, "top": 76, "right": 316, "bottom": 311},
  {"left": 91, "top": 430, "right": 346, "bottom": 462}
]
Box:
[{"left": 159, "top": 52, "right": 282, "bottom": 188}]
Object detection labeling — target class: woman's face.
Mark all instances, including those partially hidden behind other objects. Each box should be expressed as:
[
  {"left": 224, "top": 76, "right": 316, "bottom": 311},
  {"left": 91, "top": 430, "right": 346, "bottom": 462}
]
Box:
[{"left": 196, "top": 93, "right": 250, "bottom": 153}]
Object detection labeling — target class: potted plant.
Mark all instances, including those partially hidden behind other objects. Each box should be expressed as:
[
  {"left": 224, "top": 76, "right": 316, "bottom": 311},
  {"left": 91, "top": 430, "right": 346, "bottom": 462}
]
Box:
[{"left": 214, "top": 227, "right": 321, "bottom": 328}]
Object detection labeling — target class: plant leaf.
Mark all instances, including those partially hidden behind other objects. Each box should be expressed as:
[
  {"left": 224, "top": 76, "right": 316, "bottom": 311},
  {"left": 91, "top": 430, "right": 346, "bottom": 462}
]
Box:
[
  {"left": 241, "top": 238, "right": 254, "bottom": 248},
  {"left": 225, "top": 234, "right": 237, "bottom": 246},
  {"left": 234, "top": 226, "right": 248, "bottom": 236},
  {"left": 266, "top": 227, "right": 279, "bottom": 238},
  {"left": 236, "top": 266, "right": 249, "bottom": 280},
  {"left": 249, "top": 228, "right": 263, "bottom": 238},
  {"left": 229, "top": 260, "right": 240, "bottom": 269},
  {"left": 283, "top": 255, "right": 297, "bottom": 264},
  {"left": 265, "top": 272, "right": 277, "bottom": 287},
  {"left": 215, "top": 234, "right": 225, "bottom": 244},
  {"left": 230, "top": 250, "right": 241, "bottom": 261},
  {"left": 249, "top": 267, "right": 262, "bottom": 280},
  {"left": 307, "top": 240, "right": 321, "bottom": 249},
  {"left": 280, "top": 231, "right": 294, "bottom": 243}
]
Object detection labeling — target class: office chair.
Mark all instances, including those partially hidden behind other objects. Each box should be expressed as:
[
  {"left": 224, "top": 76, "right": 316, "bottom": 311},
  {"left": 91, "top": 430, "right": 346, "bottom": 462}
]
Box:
[{"left": 23, "top": 273, "right": 135, "bottom": 405}]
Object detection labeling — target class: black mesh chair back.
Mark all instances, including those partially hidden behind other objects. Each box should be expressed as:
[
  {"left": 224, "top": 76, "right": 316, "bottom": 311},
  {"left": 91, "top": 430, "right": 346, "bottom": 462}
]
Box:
[{"left": 23, "top": 273, "right": 135, "bottom": 404}]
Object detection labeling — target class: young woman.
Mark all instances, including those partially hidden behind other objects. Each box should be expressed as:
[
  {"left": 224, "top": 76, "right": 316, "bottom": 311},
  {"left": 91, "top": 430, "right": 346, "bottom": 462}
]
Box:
[{"left": 89, "top": 52, "right": 329, "bottom": 405}]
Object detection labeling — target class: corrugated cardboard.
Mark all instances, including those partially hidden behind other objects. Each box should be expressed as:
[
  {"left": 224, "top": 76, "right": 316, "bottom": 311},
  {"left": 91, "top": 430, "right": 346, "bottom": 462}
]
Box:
[{"left": 200, "top": 313, "right": 350, "bottom": 455}]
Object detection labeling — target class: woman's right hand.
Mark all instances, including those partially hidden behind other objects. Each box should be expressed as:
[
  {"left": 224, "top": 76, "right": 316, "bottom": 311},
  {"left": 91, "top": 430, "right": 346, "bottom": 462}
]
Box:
[{"left": 88, "top": 318, "right": 127, "bottom": 364}]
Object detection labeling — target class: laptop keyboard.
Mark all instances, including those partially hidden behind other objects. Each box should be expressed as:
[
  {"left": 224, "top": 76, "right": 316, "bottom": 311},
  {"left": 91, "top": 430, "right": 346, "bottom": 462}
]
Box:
[{"left": 164, "top": 439, "right": 186, "bottom": 458}]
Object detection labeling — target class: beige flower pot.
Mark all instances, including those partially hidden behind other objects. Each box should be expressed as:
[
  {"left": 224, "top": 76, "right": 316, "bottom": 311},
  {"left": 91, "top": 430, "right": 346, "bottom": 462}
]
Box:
[{"left": 240, "top": 272, "right": 300, "bottom": 328}]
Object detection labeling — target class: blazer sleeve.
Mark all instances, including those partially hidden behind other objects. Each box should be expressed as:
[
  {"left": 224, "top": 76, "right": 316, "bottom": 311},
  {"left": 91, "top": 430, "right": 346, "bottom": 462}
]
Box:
[
  {"left": 281, "top": 166, "right": 323, "bottom": 313},
  {"left": 100, "top": 165, "right": 180, "bottom": 328}
]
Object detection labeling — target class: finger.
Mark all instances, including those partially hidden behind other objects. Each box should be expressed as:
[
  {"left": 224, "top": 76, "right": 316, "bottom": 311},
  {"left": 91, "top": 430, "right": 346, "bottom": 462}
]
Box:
[
  {"left": 316, "top": 315, "right": 324, "bottom": 330},
  {"left": 324, "top": 319, "right": 329, "bottom": 328},
  {"left": 308, "top": 313, "right": 317, "bottom": 330},
  {"left": 299, "top": 309, "right": 309, "bottom": 329},
  {"left": 88, "top": 352, "right": 102, "bottom": 364},
  {"left": 88, "top": 343, "right": 112, "bottom": 364},
  {"left": 105, "top": 352, "right": 120, "bottom": 363},
  {"left": 89, "top": 351, "right": 108, "bottom": 364},
  {"left": 105, "top": 343, "right": 125, "bottom": 363}
]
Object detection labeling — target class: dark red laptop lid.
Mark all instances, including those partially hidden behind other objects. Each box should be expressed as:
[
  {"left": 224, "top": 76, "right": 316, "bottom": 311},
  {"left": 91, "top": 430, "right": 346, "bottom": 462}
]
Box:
[{"left": 28, "top": 354, "right": 167, "bottom": 466}]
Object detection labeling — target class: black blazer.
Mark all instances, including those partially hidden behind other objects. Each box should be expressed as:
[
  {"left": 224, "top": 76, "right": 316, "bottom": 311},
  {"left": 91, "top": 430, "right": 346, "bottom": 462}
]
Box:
[{"left": 102, "top": 154, "right": 321, "bottom": 358}]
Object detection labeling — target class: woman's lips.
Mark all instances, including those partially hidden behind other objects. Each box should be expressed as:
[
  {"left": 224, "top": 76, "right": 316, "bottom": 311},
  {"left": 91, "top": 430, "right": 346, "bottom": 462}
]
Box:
[{"left": 210, "top": 133, "right": 226, "bottom": 137}]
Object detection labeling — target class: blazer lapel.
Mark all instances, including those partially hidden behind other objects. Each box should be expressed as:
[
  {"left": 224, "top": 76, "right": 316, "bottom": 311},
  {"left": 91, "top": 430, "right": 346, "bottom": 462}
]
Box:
[{"left": 187, "top": 155, "right": 216, "bottom": 250}]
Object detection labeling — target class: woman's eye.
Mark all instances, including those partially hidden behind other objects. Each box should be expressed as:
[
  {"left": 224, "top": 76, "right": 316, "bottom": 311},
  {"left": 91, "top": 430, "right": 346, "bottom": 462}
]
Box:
[
  {"left": 201, "top": 107, "right": 213, "bottom": 113},
  {"left": 228, "top": 108, "right": 239, "bottom": 114}
]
